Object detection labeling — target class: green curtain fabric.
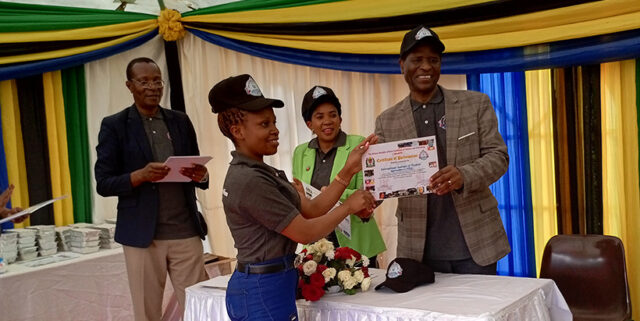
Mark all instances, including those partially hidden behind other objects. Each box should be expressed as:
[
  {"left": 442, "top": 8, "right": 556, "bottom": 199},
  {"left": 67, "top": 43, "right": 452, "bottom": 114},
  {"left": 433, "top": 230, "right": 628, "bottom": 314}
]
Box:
[
  {"left": 62, "top": 65, "right": 92, "bottom": 223},
  {"left": 182, "top": 0, "right": 341, "bottom": 16},
  {"left": 0, "top": 1, "right": 155, "bottom": 32}
]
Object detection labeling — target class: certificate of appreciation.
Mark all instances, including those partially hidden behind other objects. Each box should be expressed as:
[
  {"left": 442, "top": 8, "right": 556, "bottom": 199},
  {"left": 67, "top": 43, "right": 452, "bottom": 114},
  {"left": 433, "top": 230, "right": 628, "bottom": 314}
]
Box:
[{"left": 361, "top": 137, "right": 439, "bottom": 200}]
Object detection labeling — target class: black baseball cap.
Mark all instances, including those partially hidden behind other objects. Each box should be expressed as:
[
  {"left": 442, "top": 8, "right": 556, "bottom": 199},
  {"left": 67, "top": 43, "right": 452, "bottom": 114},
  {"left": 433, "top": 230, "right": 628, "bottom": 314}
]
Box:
[
  {"left": 209, "top": 74, "right": 284, "bottom": 113},
  {"left": 374, "top": 257, "right": 435, "bottom": 293},
  {"left": 301, "top": 85, "right": 342, "bottom": 122},
  {"left": 400, "top": 25, "right": 445, "bottom": 59}
]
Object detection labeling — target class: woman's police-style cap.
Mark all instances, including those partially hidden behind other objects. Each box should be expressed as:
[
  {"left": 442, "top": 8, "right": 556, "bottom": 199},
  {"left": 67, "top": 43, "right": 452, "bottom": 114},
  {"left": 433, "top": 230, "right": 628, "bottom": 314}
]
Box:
[
  {"left": 209, "top": 74, "right": 284, "bottom": 113},
  {"left": 300, "top": 85, "right": 342, "bottom": 122}
]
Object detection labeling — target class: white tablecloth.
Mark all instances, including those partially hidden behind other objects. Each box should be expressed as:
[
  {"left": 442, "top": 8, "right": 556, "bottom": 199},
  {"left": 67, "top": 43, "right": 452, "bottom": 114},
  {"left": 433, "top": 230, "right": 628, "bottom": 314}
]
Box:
[
  {"left": 185, "top": 269, "right": 572, "bottom": 321},
  {"left": 0, "top": 248, "right": 134, "bottom": 321}
]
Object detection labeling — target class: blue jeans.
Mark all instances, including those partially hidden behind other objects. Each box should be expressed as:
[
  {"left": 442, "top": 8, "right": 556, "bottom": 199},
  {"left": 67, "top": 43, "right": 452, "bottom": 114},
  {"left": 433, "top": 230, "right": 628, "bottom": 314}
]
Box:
[{"left": 225, "top": 255, "right": 298, "bottom": 321}]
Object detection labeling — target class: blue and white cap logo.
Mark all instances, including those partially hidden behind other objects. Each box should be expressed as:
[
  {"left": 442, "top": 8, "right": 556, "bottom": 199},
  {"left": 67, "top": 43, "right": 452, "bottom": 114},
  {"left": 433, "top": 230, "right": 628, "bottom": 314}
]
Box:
[
  {"left": 415, "top": 27, "right": 432, "bottom": 40},
  {"left": 387, "top": 261, "right": 403, "bottom": 279},
  {"left": 245, "top": 77, "right": 262, "bottom": 97},
  {"left": 312, "top": 86, "right": 328, "bottom": 99}
]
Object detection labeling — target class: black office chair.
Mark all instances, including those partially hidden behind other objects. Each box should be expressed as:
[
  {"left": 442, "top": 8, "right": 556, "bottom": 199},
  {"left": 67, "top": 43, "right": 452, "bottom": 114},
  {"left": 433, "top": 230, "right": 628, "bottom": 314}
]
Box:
[{"left": 540, "top": 234, "right": 632, "bottom": 321}]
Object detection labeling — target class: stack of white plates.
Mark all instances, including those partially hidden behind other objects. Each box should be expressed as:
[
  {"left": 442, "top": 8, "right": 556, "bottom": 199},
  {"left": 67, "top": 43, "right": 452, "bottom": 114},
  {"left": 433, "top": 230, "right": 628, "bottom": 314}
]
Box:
[
  {"left": 68, "top": 222, "right": 94, "bottom": 228},
  {"left": 10, "top": 229, "right": 38, "bottom": 261},
  {"left": 89, "top": 223, "right": 120, "bottom": 249},
  {"left": 26, "top": 225, "right": 58, "bottom": 256},
  {"left": 55, "top": 226, "right": 73, "bottom": 251},
  {"left": 69, "top": 228, "right": 101, "bottom": 254},
  {"left": 0, "top": 231, "right": 18, "bottom": 263}
]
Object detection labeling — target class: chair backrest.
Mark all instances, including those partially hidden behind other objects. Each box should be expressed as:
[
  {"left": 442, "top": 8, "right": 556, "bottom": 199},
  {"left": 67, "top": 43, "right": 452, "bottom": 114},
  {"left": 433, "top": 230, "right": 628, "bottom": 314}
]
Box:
[{"left": 540, "top": 234, "right": 632, "bottom": 321}]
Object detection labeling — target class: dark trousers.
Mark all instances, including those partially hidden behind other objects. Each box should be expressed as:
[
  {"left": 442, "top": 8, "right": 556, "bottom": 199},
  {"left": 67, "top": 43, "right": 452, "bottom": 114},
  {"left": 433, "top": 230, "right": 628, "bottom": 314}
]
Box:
[{"left": 424, "top": 257, "right": 497, "bottom": 275}]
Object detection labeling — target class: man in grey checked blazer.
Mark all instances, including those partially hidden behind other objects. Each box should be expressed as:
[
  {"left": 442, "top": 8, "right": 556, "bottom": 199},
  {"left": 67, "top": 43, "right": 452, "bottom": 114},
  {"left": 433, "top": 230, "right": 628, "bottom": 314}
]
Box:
[{"left": 375, "top": 25, "right": 510, "bottom": 274}]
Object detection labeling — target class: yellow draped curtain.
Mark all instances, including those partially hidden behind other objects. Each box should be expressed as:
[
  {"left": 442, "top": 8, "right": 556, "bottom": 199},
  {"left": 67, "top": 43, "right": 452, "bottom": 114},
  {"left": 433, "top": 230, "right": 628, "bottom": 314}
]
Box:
[
  {"left": 42, "top": 71, "right": 74, "bottom": 226},
  {"left": 0, "top": 79, "right": 30, "bottom": 228},
  {"left": 600, "top": 59, "right": 639, "bottom": 321},
  {"left": 524, "top": 69, "right": 558, "bottom": 275}
]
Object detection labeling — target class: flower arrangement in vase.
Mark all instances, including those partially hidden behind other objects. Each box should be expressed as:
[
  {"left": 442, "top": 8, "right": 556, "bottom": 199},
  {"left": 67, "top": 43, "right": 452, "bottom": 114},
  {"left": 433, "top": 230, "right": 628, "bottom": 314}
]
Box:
[{"left": 295, "top": 238, "right": 372, "bottom": 301}]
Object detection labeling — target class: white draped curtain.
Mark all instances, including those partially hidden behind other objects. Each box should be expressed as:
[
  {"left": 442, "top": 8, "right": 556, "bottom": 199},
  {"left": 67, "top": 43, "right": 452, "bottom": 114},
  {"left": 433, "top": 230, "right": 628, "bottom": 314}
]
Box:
[{"left": 177, "top": 33, "right": 466, "bottom": 267}]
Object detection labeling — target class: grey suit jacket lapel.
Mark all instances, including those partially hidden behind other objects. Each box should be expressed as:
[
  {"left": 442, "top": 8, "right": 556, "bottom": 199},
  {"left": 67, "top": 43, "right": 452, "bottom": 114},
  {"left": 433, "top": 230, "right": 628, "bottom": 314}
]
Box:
[
  {"left": 443, "top": 89, "right": 461, "bottom": 167},
  {"left": 398, "top": 96, "right": 418, "bottom": 140}
]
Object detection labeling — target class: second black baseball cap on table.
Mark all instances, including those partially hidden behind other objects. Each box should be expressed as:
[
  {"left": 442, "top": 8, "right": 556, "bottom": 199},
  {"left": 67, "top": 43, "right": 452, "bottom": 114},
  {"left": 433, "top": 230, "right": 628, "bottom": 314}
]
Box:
[
  {"left": 209, "top": 74, "right": 284, "bottom": 113},
  {"left": 375, "top": 257, "right": 435, "bottom": 293},
  {"left": 400, "top": 25, "right": 445, "bottom": 58}
]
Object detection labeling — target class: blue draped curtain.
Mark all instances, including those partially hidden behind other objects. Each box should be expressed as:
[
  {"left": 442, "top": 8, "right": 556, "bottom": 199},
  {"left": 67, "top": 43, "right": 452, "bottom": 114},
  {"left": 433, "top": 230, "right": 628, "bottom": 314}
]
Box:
[{"left": 467, "top": 72, "right": 536, "bottom": 277}]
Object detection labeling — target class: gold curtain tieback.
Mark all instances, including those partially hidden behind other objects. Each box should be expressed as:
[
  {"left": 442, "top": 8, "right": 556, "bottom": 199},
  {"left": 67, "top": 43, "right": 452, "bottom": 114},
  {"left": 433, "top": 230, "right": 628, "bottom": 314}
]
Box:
[{"left": 158, "top": 9, "right": 186, "bottom": 41}]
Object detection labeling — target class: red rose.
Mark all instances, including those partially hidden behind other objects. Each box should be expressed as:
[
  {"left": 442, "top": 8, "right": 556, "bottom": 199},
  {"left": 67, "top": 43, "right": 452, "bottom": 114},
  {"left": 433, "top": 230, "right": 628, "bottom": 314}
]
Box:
[
  {"left": 347, "top": 248, "right": 361, "bottom": 261},
  {"left": 300, "top": 282, "right": 325, "bottom": 301},
  {"left": 309, "top": 272, "right": 325, "bottom": 288},
  {"left": 316, "top": 264, "right": 327, "bottom": 273},
  {"left": 334, "top": 247, "right": 362, "bottom": 261},
  {"left": 334, "top": 247, "right": 350, "bottom": 260},
  {"left": 301, "top": 249, "right": 307, "bottom": 254},
  {"left": 305, "top": 254, "right": 313, "bottom": 261}
]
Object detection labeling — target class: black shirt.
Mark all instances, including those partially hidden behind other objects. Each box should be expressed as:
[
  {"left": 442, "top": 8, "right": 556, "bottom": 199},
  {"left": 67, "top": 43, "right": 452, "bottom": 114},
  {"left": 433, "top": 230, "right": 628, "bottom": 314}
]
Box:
[
  {"left": 308, "top": 131, "right": 347, "bottom": 190},
  {"left": 411, "top": 87, "right": 470, "bottom": 261}
]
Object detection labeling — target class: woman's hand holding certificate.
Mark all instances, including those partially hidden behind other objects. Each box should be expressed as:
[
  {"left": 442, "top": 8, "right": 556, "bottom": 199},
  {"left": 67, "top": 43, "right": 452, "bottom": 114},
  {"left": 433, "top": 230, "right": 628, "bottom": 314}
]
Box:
[{"left": 343, "top": 134, "right": 378, "bottom": 176}]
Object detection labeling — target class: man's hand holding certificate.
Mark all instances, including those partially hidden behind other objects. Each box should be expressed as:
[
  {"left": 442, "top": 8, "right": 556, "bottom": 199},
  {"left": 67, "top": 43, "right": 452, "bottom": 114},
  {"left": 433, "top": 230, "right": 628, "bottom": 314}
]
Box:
[
  {"left": 156, "top": 156, "right": 212, "bottom": 183},
  {"left": 361, "top": 137, "right": 439, "bottom": 200}
]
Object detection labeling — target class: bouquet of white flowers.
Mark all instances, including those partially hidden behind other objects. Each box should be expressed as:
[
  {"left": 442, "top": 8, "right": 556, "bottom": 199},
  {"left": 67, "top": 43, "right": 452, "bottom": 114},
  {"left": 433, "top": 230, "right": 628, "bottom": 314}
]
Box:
[{"left": 295, "top": 238, "right": 372, "bottom": 301}]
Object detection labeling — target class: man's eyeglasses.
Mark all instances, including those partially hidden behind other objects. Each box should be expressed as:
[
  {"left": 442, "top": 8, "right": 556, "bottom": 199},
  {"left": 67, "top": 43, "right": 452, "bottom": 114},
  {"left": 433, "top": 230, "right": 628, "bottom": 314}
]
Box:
[{"left": 131, "top": 79, "right": 165, "bottom": 89}]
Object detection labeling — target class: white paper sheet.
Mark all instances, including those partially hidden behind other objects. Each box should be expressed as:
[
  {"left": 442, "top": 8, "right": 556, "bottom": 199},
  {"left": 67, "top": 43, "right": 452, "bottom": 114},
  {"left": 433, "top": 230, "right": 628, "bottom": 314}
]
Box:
[
  {"left": 0, "top": 195, "right": 68, "bottom": 224},
  {"left": 156, "top": 156, "right": 212, "bottom": 183},
  {"left": 301, "top": 182, "right": 351, "bottom": 239}
]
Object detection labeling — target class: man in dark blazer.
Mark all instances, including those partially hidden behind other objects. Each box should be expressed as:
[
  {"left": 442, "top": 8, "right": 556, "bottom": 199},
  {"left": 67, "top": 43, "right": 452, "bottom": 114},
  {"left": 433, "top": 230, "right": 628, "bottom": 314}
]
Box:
[
  {"left": 95, "top": 57, "right": 209, "bottom": 321},
  {"left": 375, "top": 26, "right": 510, "bottom": 274}
]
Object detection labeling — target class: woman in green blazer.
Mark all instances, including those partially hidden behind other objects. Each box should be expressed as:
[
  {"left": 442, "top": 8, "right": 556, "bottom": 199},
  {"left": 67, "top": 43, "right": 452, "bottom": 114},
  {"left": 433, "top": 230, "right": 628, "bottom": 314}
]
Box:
[{"left": 292, "top": 86, "right": 386, "bottom": 265}]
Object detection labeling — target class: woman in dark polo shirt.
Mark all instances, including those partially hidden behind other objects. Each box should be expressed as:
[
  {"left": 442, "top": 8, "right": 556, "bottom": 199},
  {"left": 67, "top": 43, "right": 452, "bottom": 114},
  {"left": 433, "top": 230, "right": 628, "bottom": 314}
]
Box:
[{"left": 209, "top": 74, "right": 377, "bottom": 321}]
